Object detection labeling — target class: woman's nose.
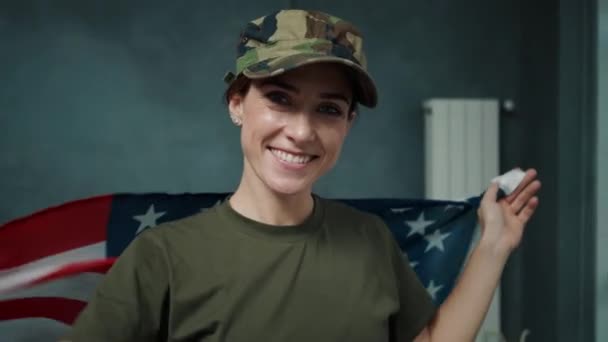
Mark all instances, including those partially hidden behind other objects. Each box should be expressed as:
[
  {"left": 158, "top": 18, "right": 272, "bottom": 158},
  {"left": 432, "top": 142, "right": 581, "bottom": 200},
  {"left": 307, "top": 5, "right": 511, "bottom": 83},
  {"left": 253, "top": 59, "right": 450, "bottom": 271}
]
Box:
[{"left": 284, "top": 112, "right": 317, "bottom": 143}]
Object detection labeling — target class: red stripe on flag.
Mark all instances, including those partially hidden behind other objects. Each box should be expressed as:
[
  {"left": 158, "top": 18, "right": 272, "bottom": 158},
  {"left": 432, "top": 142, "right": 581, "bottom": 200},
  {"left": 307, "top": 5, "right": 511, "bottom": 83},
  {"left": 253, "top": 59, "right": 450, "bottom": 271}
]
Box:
[
  {"left": 0, "top": 297, "right": 86, "bottom": 324},
  {"left": 30, "top": 258, "right": 116, "bottom": 287},
  {"left": 0, "top": 195, "right": 113, "bottom": 269}
]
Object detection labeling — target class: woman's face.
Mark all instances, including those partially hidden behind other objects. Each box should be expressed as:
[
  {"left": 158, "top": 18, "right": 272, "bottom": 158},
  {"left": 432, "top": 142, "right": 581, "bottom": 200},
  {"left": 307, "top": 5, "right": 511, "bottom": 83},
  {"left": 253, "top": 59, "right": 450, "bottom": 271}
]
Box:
[{"left": 228, "top": 63, "right": 355, "bottom": 197}]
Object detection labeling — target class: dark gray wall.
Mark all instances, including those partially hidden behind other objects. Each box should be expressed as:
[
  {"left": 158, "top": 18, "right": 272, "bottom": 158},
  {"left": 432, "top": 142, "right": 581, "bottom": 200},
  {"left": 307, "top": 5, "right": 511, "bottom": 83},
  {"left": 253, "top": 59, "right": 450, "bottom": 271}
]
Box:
[
  {"left": 596, "top": 0, "right": 607, "bottom": 340},
  {"left": 501, "top": 0, "right": 598, "bottom": 341},
  {"left": 500, "top": 0, "right": 561, "bottom": 339},
  {"left": 0, "top": 0, "right": 521, "bottom": 224},
  {"left": 0, "top": 0, "right": 287, "bottom": 222}
]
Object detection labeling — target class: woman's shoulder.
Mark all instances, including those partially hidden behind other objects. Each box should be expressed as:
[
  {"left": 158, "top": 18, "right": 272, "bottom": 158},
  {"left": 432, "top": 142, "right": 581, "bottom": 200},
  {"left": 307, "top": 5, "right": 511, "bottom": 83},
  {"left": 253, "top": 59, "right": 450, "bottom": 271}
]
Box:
[
  {"left": 318, "top": 197, "right": 389, "bottom": 231},
  {"left": 135, "top": 205, "right": 229, "bottom": 254},
  {"left": 317, "top": 197, "right": 397, "bottom": 259},
  {"left": 147, "top": 204, "right": 224, "bottom": 235}
]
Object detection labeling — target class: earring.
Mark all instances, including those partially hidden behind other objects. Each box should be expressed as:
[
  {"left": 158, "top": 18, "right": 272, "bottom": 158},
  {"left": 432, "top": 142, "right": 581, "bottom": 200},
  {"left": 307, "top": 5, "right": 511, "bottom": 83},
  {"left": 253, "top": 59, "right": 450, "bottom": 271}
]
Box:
[{"left": 230, "top": 114, "right": 242, "bottom": 126}]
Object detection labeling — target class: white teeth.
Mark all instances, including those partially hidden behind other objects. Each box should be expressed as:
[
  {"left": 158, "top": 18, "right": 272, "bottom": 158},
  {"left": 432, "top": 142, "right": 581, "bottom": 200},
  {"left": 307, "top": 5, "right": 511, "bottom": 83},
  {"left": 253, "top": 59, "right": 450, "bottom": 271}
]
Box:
[{"left": 270, "top": 148, "right": 312, "bottom": 164}]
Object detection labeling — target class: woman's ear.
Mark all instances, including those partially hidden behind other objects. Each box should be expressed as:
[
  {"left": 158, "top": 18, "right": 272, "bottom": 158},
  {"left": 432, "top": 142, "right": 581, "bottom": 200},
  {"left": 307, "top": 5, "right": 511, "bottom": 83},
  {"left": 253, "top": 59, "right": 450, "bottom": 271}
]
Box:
[{"left": 228, "top": 93, "right": 244, "bottom": 127}]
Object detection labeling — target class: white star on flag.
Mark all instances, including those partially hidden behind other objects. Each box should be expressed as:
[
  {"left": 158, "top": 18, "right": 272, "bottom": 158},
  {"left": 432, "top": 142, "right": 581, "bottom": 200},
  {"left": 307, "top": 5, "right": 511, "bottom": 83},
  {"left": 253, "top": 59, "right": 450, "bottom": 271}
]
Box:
[
  {"left": 401, "top": 253, "right": 418, "bottom": 269},
  {"left": 390, "top": 207, "right": 413, "bottom": 213},
  {"left": 426, "top": 280, "right": 444, "bottom": 300},
  {"left": 200, "top": 199, "right": 223, "bottom": 212},
  {"left": 444, "top": 204, "right": 465, "bottom": 211},
  {"left": 133, "top": 204, "right": 166, "bottom": 235},
  {"left": 405, "top": 212, "right": 435, "bottom": 237},
  {"left": 424, "top": 229, "right": 451, "bottom": 252}
]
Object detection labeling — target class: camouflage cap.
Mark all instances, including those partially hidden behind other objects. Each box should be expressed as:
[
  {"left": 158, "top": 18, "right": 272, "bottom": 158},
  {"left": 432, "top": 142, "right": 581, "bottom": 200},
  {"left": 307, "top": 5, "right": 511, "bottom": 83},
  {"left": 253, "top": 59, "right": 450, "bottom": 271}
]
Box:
[{"left": 224, "top": 9, "right": 378, "bottom": 108}]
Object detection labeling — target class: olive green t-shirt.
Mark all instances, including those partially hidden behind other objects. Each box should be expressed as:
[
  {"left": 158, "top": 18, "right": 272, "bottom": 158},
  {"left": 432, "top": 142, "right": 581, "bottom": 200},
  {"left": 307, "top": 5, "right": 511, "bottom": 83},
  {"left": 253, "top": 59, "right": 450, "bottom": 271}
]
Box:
[{"left": 68, "top": 197, "right": 436, "bottom": 342}]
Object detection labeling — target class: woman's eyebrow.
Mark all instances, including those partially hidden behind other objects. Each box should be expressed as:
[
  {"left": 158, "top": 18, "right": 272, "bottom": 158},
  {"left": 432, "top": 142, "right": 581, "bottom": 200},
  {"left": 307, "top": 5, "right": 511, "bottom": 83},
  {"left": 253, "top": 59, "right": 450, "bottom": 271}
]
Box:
[
  {"left": 319, "top": 92, "right": 350, "bottom": 105},
  {"left": 259, "top": 79, "right": 299, "bottom": 93},
  {"left": 260, "top": 79, "right": 350, "bottom": 105}
]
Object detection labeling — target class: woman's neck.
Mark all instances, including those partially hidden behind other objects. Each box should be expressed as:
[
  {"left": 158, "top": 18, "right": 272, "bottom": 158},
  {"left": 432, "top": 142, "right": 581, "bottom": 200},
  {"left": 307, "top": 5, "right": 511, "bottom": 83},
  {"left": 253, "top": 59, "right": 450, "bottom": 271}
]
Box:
[{"left": 229, "top": 174, "right": 314, "bottom": 227}]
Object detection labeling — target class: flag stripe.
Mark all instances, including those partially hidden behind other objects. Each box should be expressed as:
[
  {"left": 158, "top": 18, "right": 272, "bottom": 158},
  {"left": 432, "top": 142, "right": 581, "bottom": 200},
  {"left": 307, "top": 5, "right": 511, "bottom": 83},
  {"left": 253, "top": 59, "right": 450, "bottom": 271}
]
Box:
[
  {"left": 31, "top": 258, "right": 115, "bottom": 286},
  {"left": 0, "top": 195, "right": 112, "bottom": 269},
  {"left": 0, "top": 272, "right": 104, "bottom": 302},
  {"left": 0, "top": 242, "right": 106, "bottom": 293},
  {"left": 0, "top": 297, "right": 86, "bottom": 324}
]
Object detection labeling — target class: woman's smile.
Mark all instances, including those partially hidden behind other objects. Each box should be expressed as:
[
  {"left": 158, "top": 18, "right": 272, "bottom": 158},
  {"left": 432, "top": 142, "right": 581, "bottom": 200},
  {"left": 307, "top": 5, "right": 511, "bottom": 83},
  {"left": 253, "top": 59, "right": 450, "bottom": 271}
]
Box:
[{"left": 268, "top": 147, "right": 318, "bottom": 169}]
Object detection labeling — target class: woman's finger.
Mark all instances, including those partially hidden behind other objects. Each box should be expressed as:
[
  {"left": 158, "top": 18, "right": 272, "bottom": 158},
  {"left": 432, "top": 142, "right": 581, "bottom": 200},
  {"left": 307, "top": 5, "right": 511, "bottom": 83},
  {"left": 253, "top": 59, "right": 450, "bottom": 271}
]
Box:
[
  {"left": 518, "top": 196, "right": 539, "bottom": 223},
  {"left": 505, "top": 169, "right": 537, "bottom": 204},
  {"left": 511, "top": 180, "right": 542, "bottom": 213},
  {"left": 482, "top": 182, "right": 500, "bottom": 205}
]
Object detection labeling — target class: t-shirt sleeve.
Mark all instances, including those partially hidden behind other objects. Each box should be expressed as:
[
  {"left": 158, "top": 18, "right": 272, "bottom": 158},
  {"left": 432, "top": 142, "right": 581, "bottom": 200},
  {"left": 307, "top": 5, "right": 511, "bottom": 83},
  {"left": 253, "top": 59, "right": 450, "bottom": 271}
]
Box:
[
  {"left": 65, "top": 230, "right": 170, "bottom": 342},
  {"left": 372, "top": 216, "right": 437, "bottom": 341}
]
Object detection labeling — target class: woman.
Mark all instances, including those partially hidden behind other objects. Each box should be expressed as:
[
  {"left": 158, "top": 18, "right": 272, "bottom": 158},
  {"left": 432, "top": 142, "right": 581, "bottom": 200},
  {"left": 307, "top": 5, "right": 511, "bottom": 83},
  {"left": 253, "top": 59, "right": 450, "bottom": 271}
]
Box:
[{"left": 66, "top": 9, "right": 541, "bottom": 342}]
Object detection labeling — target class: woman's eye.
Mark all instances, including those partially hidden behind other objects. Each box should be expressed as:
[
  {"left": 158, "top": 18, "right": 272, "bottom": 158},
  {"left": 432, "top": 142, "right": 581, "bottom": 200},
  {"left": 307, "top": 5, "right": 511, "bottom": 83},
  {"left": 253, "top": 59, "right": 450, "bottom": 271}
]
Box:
[
  {"left": 318, "top": 104, "right": 343, "bottom": 116},
  {"left": 265, "top": 92, "right": 290, "bottom": 105}
]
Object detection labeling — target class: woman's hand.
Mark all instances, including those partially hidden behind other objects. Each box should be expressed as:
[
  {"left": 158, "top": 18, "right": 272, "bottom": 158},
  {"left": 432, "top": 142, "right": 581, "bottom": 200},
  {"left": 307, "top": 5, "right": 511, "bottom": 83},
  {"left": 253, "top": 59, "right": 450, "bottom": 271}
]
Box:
[{"left": 477, "top": 168, "right": 541, "bottom": 257}]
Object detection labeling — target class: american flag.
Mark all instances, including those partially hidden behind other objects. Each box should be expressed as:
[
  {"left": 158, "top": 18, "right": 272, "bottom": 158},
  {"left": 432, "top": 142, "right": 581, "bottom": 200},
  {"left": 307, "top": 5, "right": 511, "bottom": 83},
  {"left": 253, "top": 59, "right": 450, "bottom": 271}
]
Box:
[{"left": 0, "top": 193, "right": 480, "bottom": 341}]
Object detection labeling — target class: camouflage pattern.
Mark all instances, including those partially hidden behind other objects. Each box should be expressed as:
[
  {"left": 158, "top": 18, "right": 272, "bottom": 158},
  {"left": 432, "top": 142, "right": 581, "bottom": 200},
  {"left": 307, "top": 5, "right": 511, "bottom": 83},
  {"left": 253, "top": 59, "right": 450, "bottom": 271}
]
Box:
[{"left": 224, "top": 9, "right": 378, "bottom": 107}]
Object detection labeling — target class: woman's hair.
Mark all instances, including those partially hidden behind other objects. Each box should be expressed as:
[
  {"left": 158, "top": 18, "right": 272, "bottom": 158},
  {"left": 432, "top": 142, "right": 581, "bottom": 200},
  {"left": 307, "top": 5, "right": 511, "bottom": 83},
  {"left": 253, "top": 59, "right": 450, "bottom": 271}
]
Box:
[
  {"left": 223, "top": 75, "right": 252, "bottom": 107},
  {"left": 223, "top": 69, "right": 359, "bottom": 119}
]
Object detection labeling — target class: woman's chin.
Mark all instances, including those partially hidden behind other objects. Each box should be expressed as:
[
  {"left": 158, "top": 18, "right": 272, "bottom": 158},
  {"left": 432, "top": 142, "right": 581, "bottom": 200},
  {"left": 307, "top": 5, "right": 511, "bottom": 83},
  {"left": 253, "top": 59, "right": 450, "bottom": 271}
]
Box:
[{"left": 265, "top": 178, "right": 312, "bottom": 197}]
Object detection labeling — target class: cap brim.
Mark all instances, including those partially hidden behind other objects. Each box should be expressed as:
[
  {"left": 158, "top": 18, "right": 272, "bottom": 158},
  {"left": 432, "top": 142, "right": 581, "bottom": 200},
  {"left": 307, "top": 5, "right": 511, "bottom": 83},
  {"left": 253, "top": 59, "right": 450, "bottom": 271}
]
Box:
[{"left": 242, "top": 54, "right": 378, "bottom": 108}]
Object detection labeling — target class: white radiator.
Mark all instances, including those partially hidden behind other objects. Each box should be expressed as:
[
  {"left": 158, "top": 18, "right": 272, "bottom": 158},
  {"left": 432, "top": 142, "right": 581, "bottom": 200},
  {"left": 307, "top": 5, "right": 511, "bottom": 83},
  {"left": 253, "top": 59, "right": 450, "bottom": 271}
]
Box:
[
  {"left": 423, "top": 98, "right": 502, "bottom": 341},
  {"left": 423, "top": 98, "right": 500, "bottom": 200}
]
